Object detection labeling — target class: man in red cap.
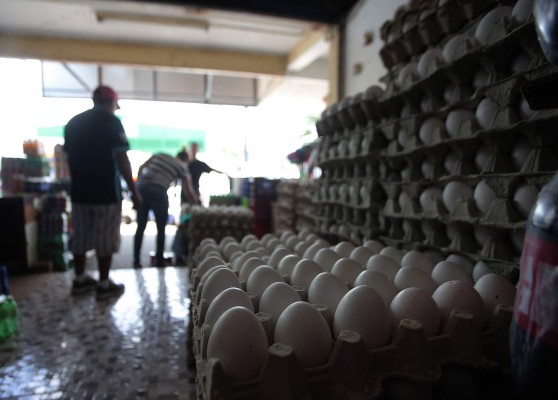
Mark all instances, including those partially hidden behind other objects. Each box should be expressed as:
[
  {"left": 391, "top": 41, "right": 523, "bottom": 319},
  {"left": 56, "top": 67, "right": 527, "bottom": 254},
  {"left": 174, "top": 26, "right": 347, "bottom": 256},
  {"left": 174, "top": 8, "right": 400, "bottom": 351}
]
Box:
[{"left": 64, "top": 85, "right": 141, "bottom": 299}]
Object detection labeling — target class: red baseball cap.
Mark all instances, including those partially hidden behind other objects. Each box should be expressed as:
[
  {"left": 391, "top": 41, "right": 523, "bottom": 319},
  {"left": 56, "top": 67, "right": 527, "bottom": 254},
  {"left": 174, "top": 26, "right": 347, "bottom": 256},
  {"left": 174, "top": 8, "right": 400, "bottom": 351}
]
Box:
[{"left": 92, "top": 85, "right": 120, "bottom": 109}]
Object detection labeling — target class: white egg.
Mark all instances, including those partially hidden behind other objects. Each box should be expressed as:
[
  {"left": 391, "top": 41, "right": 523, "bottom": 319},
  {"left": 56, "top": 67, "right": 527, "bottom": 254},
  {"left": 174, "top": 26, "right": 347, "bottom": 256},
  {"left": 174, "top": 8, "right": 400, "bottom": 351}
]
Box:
[
  {"left": 474, "top": 180, "right": 497, "bottom": 213},
  {"left": 259, "top": 282, "right": 301, "bottom": 330},
  {"left": 333, "top": 241, "right": 356, "bottom": 258},
  {"left": 207, "top": 307, "right": 268, "bottom": 382},
  {"left": 196, "top": 256, "right": 227, "bottom": 278},
  {"left": 303, "top": 242, "right": 328, "bottom": 260},
  {"left": 512, "top": 0, "right": 534, "bottom": 24},
  {"left": 274, "top": 301, "right": 333, "bottom": 367},
  {"left": 238, "top": 257, "right": 267, "bottom": 281},
  {"left": 474, "top": 273, "right": 516, "bottom": 319},
  {"left": 331, "top": 258, "right": 365, "bottom": 287},
  {"left": 219, "top": 236, "right": 238, "bottom": 250},
  {"left": 254, "top": 247, "right": 270, "bottom": 259},
  {"left": 418, "top": 117, "right": 445, "bottom": 146},
  {"left": 446, "top": 254, "right": 475, "bottom": 275},
  {"left": 513, "top": 184, "right": 539, "bottom": 218},
  {"left": 294, "top": 241, "right": 311, "bottom": 257},
  {"left": 419, "top": 186, "right": 443, "bottom": 211},
  {"left": 308, "top": 272, "right": 349, "bottom": 316},
  {"left": 334, "top": 286, "right": 391, "bottom": 349},
  {"left": 390, "top": 288, "right": 441, "bottom": 337},
  {"left": 474, "top": 225, "right": 492, "bottom": 247},
  {"left": 511, "top": 51, "right": 531, "bottom": 75},
  {"left": 247, "top": 266, "right": 284, "bottom": 298},
  {"left": 297, "top": 228, "right": 312, "bottom": 240},
  {"left": 445, "top": 109, "right": 475, "bottom": 138},
  {"left": 231, "top": 251, "right": 260, "bottom": 272},
  {"left": 313, "top": 248, "right": 342, "bottom": 272},
  {"left": 379, "top": 246, "right": 404, "bottom": 264},
  {"left": 277, "top": 255, "right": 302, "bottom": 280},
  {"left": 260, "top": 233, "right": 278, "bottom": 248},
  {"left": 280, "top": 230, "right": 296, "bottom": 242},
  {"left": 475, "top": 98, "right": 498, "bottom": 130},
  {"left": 366, "top": 254, "right": 401, "bottom": 281},
  {"left": 474, "top": 7, "right": 513, "bottom": 46},
  {"left": 290, "top": 259, "right": 324, "bottom": 291},
  {"left": 442, "top": 181, "right": 474, "bottom": 213},
  {"left": 394, "top": 266, "right": 437, "bottom": 294},
  {"left": 201, "top": 268, "right": 242, "bottom": 307},
  {"left": 246, "top": 240, "right": 266, "bottom": 253},
  {"left": 198, "top": 265, "right": 229, "bottom": 290},
  {"left": 472, "top": 261, "right": 491, "bottom": 283},
  {"left": 267, "top": 247, "right": 292, "bottom": 268},
  {"left": 432, "top": 261, "right": 473, "bottom": 286},
  {"left": 284, "top": 236, "right": 301, "bottom": 251},
  {"left": 354, "top": 270, "right": 398, "bottom": 306},
  {"left": 432, "top": 281, "right": 486, "bottom": 331},
  {"left": 204, "top": 287, "right": 254, "bottom": 327},
  {"left": 240, "top": 234, "right": 258, "bottom": 250},
  {"left": 223, "top": 242, "right": 243, "bottom": 261},
  {"left": 401, "top": 250, "right": 436, "bottom": 274},
  {"left": 361, "top": 240, "right": 384, "bottom": 254},
  {"left": 265, "top": 238, "right": 283, "bottom": 251},
  {"left": 475, "top": 145, "right": 491, "bottom": 173},
  {"left": 349, "top": 246, "right": 375, "bottom": 267},
  {"left": 417, "top": 48, "right": 444, "bottom": 78},
  {"left": 442, "top": 34, "right": 473, "bottom": 63}
]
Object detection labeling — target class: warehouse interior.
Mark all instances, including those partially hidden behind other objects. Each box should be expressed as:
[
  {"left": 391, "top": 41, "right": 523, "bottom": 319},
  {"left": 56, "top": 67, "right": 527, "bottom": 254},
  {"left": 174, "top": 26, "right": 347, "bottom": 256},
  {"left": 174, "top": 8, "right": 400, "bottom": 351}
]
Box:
[{"left": 1, "top": 0, "right": 556, "bottom": 399}]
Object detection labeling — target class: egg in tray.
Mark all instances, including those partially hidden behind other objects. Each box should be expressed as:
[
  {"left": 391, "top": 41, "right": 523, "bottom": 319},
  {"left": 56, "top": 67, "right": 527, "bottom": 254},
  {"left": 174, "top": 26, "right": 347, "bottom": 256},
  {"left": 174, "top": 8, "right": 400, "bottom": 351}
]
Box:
[{"left": 188, "top": 233, "right": 515, "bottom": 400}]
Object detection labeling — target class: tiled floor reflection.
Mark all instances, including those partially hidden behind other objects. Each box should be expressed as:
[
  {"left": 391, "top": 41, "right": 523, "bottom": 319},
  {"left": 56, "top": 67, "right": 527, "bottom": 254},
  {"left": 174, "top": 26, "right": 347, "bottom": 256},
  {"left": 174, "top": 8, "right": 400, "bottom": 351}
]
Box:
[{"left": 1, "top": 268, "right": 195, "bottom": 400}]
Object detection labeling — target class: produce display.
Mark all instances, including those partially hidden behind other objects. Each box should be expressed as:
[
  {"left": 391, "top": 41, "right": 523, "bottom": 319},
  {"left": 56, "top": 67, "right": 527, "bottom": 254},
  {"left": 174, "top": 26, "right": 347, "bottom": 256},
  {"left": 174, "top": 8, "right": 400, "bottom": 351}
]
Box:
[{"left": 189, "top": 232, "right": 514, "bottom": 399}]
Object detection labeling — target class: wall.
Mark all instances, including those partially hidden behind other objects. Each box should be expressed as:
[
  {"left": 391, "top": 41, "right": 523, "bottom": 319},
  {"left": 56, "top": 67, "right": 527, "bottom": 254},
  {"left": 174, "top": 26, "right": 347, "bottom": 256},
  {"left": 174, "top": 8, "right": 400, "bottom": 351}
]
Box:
[{"left": 342, "top": 0, "right": 407, "bottom": 97}]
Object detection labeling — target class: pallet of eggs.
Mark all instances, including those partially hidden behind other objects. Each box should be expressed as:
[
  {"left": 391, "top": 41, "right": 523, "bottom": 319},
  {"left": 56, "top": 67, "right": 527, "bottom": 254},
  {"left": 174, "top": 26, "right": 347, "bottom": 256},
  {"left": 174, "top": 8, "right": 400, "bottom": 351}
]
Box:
[
  {"left": 272, "top": 180, "right": 318, "bottom": 236},
  {"left": 316, "top": 92, "right": 390, "bottom": 245},
  {"left": 315, "top": 0, "right": 558, "bottom": 280},
  {"left": 189, "top": 232, "right": 516, "bottom": 400},
  {"left": 187, "top": 205, "right": 254, "bottom": 257},
  {"left": 273, "top": 180, "right": 298, "bottom": 234}
]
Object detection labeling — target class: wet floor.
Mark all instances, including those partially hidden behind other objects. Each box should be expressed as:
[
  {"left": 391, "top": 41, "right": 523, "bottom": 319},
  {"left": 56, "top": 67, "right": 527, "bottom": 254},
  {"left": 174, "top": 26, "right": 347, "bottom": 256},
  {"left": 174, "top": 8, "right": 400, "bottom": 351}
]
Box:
[{"left": 0, "top": 268, "right": 196, "bottom": 400}]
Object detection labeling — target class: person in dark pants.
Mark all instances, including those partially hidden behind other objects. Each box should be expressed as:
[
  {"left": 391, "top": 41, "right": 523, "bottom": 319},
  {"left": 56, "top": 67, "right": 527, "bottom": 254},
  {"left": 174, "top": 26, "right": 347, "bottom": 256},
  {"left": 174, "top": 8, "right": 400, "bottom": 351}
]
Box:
[
  {"left": 65, "top": 85, "right": 141, "bottom": 300},
  {"left": 133, "top": 149, "right": 199, "bottom": 268}
]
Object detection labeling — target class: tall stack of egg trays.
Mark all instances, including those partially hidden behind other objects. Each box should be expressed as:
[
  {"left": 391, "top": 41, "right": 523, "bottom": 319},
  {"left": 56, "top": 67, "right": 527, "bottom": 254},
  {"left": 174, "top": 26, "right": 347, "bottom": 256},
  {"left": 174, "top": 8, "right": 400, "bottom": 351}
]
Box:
[
  {"left": 317, "top": 0, "right": 557, "bottom": 281},
  {"left": 188, "top": 230, "right": 516, "bottom": 399},
  {"left": 273, "top": 180, "right": 318, "bottom": 236},
  {"left": 186, "top": 205, "right": 254, "bottom": 257}
]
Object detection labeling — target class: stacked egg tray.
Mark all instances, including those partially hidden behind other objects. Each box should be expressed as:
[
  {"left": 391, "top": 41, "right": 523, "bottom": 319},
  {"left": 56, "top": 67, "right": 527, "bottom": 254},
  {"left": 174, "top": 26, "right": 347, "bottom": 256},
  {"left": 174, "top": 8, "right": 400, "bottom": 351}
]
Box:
[
  {"left": 273, "top": 180, "right": 319, "bottom": 236},
  {"left": 315, "top": 0, "right": 558, "bottom": 280},
  {"left": 187, "top": 232, "right": 516, "bottom": 400},
  {"left": 185, "top": 205, "right": 255, "bottom": 257}
]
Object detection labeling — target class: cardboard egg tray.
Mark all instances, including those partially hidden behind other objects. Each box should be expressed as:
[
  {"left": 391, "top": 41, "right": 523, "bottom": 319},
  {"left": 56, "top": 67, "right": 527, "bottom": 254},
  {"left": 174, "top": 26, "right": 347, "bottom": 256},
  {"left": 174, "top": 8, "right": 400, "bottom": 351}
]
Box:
[
  {"left": 273, "top": 180, "right": 318, "bottom": 235},
  {"left": 380, "top": 0, "right": 523, "bottom": 69},
  {"left": 192, "top": 301, "right": 513, "bottom": 400}
]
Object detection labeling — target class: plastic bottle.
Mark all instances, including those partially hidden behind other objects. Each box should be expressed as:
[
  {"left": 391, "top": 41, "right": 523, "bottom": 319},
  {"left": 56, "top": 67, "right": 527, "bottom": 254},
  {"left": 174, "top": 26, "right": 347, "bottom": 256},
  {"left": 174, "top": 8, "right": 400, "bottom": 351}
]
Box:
[
  {"left": 511, "top": 172, "right": 558, "bottom": 397},
  {"left": 5, "top": 296, "right": 19, "bottom": 335},
  {"left": 0, "top": 295, "right": 8, "bottom": 341}
]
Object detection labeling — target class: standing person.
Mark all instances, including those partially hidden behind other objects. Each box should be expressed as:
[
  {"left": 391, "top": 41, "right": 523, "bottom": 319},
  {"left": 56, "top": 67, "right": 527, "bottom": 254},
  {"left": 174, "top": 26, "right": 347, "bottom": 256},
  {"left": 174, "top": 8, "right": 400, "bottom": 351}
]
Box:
[
  {"left": 181, "top": 142, "right": 227, "bottom": 204},
  {"left": 133, "top": 149, "right": 199, "bottom": 268},
  {"left": 64, "top": 85, "right": 141, "bottom": 300}
]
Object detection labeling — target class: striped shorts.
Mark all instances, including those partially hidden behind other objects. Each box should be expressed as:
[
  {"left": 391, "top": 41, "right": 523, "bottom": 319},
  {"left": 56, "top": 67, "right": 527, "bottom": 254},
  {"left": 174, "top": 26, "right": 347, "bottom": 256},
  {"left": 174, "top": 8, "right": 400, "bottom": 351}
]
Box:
[{"left": 70, "top": 203, "right": 121, "bottom": 257}]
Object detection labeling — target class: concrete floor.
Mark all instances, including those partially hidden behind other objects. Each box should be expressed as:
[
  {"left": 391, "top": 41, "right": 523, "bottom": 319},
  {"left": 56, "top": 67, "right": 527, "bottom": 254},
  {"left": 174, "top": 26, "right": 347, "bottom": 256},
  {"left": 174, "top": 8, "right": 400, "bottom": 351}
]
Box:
[{"left": 2, "top": 223, "right": 196, "bottom": 400}]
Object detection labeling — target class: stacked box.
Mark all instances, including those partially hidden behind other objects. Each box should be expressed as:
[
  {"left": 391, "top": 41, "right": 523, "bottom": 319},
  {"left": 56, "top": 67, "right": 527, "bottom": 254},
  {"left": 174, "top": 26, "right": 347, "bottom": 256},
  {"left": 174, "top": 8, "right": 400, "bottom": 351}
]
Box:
[{"left": 38, "top": 194, "right": 71, "bottom": 271}]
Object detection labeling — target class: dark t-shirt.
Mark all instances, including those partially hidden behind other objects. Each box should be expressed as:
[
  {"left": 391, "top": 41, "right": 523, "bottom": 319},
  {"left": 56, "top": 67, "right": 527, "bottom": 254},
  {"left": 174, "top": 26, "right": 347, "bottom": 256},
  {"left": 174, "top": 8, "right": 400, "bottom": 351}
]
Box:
[
  {"left": 64, "top": 107, "right": 129, "bottom": 204},
  {"left": 180, "top": 158, "right": 212, "bottom": 203},
  {"left": 188, "top": 159, "right": 212, "bottom": 195}
]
